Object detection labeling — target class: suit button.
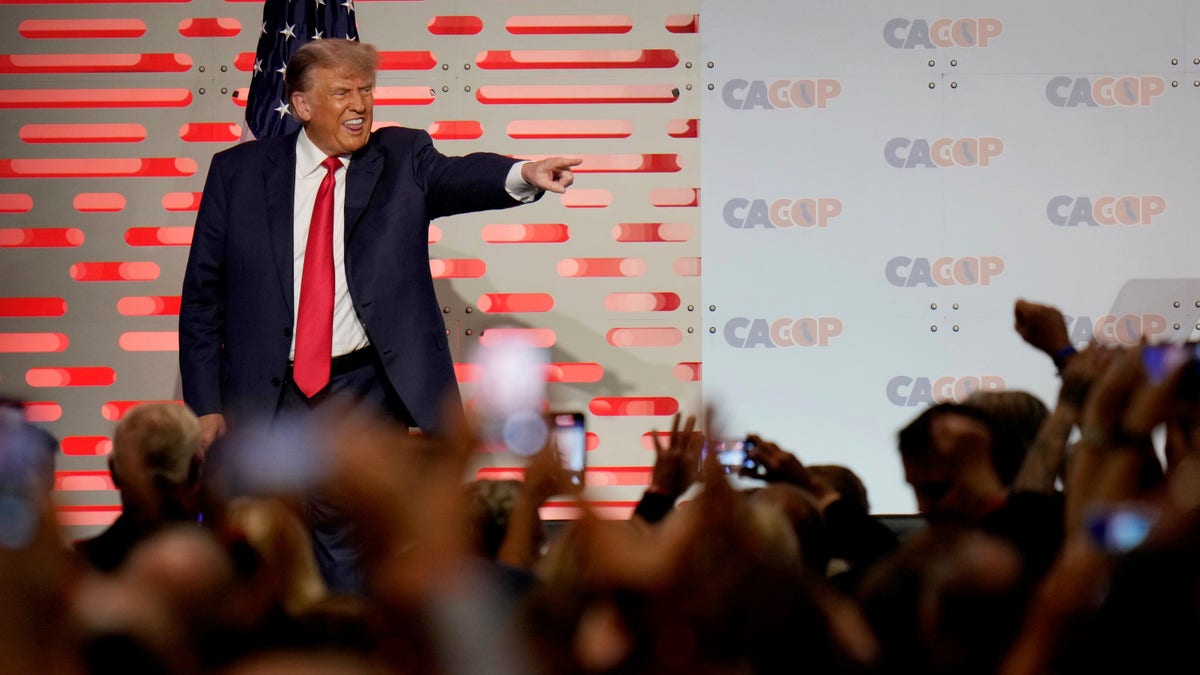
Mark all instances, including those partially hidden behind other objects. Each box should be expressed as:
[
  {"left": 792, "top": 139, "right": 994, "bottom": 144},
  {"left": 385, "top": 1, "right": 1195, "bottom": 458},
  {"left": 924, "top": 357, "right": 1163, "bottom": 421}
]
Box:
[{"left": 271, "top": 377, "right": 282, "bottom": 387}]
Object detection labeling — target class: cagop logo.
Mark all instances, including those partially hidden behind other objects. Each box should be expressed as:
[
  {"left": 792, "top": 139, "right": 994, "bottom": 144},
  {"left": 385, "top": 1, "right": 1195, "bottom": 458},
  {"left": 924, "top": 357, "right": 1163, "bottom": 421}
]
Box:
[
  {"left": 724, "top": 317, "right": 844, "bottom": 348},
  {"left": 1064, "top": 313, "right": 1168, "bottom": 345},
  {"left": 722, "top": 79, "right": 842, "bottom": 110},
  {"left": 883, "top": 17, "right": 1003, "bottom": 49},
  {"left": 886, "top": 256, "right": 1005, "bottom": 287},
  {"left": 723, "top": 197, "right": 843, "bottom": 229},
  {"left": 1046, "top": 76, "right": 1166, "bottom": 108},
  {"left": 1047, "top": 195, "right": 1165, "bottom": 227},
  {"left": 887, "top": 375, "right": 1006, "bottom": 406},
  {"left": 885, "top": 137, "right": 1004, "bottom": 168}
]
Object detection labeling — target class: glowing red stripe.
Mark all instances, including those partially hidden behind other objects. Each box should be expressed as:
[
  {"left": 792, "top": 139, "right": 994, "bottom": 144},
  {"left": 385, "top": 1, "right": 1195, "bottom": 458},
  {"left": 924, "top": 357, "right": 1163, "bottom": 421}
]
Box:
[
  {"left": 179, "top": 122, "right": 241, "bottom": 142},
  {"left": 477, "top": 293, "right": 554, "bottom": 313},
  {"left": 0, "top": 88, "right": 192, "bottom": 108},
  {"left": 162, "top": 192, "right": 202, "bottom": 211},
  {"left": 667, "top": 118, "right": 699, "bottom": 138},
  {"left": 674, "top": 257, "right": 701, "bottom": 277},
  {"left": 546, "top": 362, "right": 603, "bottom": 383},
  {"left": 21, "top": 123, "right": 146, "bottom": 143},
  {"left": 69, "top": 262, "right": 160, "bottom": 282},
  {"left": 73, "top": 193, "right": 125, "bottom": 212},
  {"left": 476, "top": 49, "right": 678, "bottom": 70},
  {"left": 607, "top": 327, "right": 683, "bottom": 347},
  {"left": 428, "top": 225, "right": 441, "bottom": 244},
  {"left": 0, "top": 228, "right": 83, "bottom": 247},
  {"left": 0, "top": 158, "right": 197, "bottom": 178},
  {"left": 430, "top": 258, "right": 486, "bottom": 278},
  {"left": 101, "top": 400, "right": 183, "bottom": 421},
  {"left": 481, "top": 223, "right": 569, "bottom": 243},
  {"left": 23, "top": 402, "right": 62, "bottom": 422},
  {"left": 428, "top": 120, "right": 482, "bottom": 140},
  {"left": 650, "top": 188, "right": 699, "bottom": 207},
  {"left": 604, "top": 292, "right": 681, "bottom": 312},
  {"left": 117, "top": 296, "right": 180, "bottom": 316},
  {"left": 476, "top": 84, "right": 679, "bottom": 104},
  {"left": 55, "top": 471, "right": 117, "bottom": 491},
  {"left": 666, "top": 14, "right": 699, "bottom": 33},
  {"left": 561, "top": 188, "right": 611, "bottom": 208},
  {"left": 0, "top": 333, "right": 69, "bottom": 353},
  {"left": 641, "top": 432, "right": 672, "bottom": 451},
  {"left": 56, "top": 507, "right": 121, "bottom": 528},
  {"left": 60, "top": 436, "right": 113, "bottom": 456},
  {"left": 0, "top": 297, "right": 66, "bottom": 317},
  {"left": 119, "top": 331, "right": 178, "bottom": 351},
  {"left": 590, "top": 397, "right": 678, "bottom": 416},
  {"left": 539, "top": 503, "right": 635, "bottom": 520},
  {"left": 506, "top": 119, "right": 631, "bottom": 139},
  {"left": 125, "top": 227, "right": 193, "bottom": 246},
  {"left": 558, "top": 257, "right": 646, "bottom": 277},
  {"left": 0, "top": 53, "right": 192, "bottom": 74},
  {"left": 20, "top": 18, "right": 146, "bottom": 38},
  {"left": 375, "top": 85, "right": 437, "bottom": 105},
  {"left": 675, "top": 362, "right": 702, "bottom": 382},
  {"left": 428, "top": 15, "right": 482, "bottom": 34},
  {"left": 612, "top": 222, "right": 692, "bottom": 243},
  {"left": 517, "top": 153, "right": 680, "bottom": 173},
  {"left": 479, "top": 327, "right": 556, "bottom": 348},
  {"left": 26, "top": 367, "right": 115, "bottom": 388},
  {"left": 0, "top": 194, "right": 33, "bottom": 212},
  {"left": 178, "top": 17, "right": 241, "bottom": 38},
  {"left": 506, "top": 15, "right": 631, "bottom": 35}
]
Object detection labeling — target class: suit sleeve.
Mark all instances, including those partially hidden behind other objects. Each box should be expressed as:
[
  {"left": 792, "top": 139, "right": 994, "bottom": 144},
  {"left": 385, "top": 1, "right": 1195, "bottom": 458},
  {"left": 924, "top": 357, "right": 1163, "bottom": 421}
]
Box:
[
  {"left": 408, "top": 130, "right": 524, "bottom": 220},
  {"left": 179, "top": 156, "right": 230, "bottom": 417}
]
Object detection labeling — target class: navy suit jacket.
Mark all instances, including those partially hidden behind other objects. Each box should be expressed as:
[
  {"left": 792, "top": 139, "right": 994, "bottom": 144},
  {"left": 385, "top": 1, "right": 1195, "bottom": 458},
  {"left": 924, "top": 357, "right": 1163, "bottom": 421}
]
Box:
[{"left": 179, "top": 127, "right": 525, "bottom": 431}]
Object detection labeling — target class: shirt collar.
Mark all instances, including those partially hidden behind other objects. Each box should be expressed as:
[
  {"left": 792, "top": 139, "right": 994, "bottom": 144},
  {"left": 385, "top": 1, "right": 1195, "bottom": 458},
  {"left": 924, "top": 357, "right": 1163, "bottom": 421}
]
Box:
[{"left": 296, "top": 128, "right": 348, "bottom": 177}]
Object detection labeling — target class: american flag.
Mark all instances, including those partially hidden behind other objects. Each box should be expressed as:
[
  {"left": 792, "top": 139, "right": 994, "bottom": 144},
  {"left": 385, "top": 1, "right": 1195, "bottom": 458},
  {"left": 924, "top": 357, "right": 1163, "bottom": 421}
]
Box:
[{"left": 243, "top": 0, "right": 360, "bottom": 140}]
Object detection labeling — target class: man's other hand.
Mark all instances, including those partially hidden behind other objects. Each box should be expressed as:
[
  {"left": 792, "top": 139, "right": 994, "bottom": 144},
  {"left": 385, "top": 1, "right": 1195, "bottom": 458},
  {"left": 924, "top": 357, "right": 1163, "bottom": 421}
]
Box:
[
  {"left": 521, "top": 156, "right": 582, "bottom": 194},
  {"left": 198, "top": 413, "right": 227, "bottom": 456}
]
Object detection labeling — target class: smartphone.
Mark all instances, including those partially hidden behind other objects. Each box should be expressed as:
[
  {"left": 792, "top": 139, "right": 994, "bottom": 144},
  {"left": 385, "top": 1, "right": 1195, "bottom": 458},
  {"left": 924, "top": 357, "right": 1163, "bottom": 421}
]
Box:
[
  {"left": 1085, "top": 505, "right": 1158, "bottom": 553},
  {"left": 705, "top": 438, "right": 763, "bottom": 476},
  {"left": 548, "top": 411, "right": 586, "bottom": 486}
]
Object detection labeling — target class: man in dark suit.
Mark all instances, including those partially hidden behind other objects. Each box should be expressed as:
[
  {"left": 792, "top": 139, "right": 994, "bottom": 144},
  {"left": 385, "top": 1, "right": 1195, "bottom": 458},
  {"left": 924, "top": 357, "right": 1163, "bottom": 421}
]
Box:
[{"left": 179, "top": 38, "right": 577, "bottom": 590}]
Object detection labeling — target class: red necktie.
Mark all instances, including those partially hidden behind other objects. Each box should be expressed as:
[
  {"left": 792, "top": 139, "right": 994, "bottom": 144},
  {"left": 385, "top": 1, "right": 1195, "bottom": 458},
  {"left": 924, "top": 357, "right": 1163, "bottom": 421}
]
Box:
[{"left": 293, "top": 156, "right": 342, "bottom": 398}]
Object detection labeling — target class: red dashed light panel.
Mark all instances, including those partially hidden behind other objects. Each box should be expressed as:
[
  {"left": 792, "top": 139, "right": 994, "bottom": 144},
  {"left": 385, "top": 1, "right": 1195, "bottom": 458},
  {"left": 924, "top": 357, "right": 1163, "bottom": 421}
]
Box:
[
  {"left": 119, "top": 331, "right": 178, "bottom": 351},
  {"left": 0, "top": 333, "right": 69, "bottom": 353},
  {"left": 55, "top": 471, "right": 117, "bottom": 491},
  {"left": 0, "top": 158, "right": 197, "bottom": 178},
  {"left": 20, "top": 18, "right": 147, "bottom": 39},
  {"left": 117, "top": 296, "right": 181, "bottom": 317},
  {"left": 0, "top": 88, "right": 192, "bottom": 108},
  {"left": 125, "top": 226, "right": 193, "bottom": 246},
  {"left": 650, "top": 187, "right": 700, "bottom": 207},
  {"left": 69, "top": 262, "right": 160, "bottom": 282},
  {"left": 481, "top": 223, "right": 569, "bottom": 243},
  {"left": 428, "top": 120, "right": 483, "bottom": 140},
  {"left": 476, "top": 84, "right": 679, "bottom": 105},
  {"left": 590, "top": 397, "right": 679, "bottom": 416},
  {"left": 21, "top": 123, "right": 147, "bottom": 143},
  {"left": 613, "top": 222, "right": 692, "bottom": 243},
  {"left": 604, "top": 292, "right": 680, "bottom": 312},
  {"left": 177, "top": 18, "right": 241, "bottom": 38},
  {"left": 505, "top": 15, "right": 633, "bottom": 35},
  {"left": 26, "top": 367, "right": 115, "bottom": 388},
  {"left": 0, "top": 53, "right": 193, "bottom": 74},
  {"left": 23, "top": 402, "right": 62, "bottom": 422},
  {"left": 162, "top": 192, "right": 202, "bottom": 211},
  {"left": 558, "top": 257, "right": 646, "bottom": 277},
  {"left": 0, "top": 297, "right": 66, "bottom": 317},
  {"left": 606, "top": 327, "right": 683, "bottom": 347},
  {"left": 0, "top": 228, "right": 84, "bottom": 247},
  {"left": 179, "top": 122, "right": 241, "bottom": 142},
  {"left": 476, "top": 49, "right": 678, "bottom": 70},
  {"left": 477, "top": 293, "right": 554, "bottom": 313},
  {"left": 73, "top": 193, "right": 125, "bottom": 212},
  {"left": 430, "top": 258, "right": 486, "bottom": 279},
  {"left": 428, "top": 15, "right": 483, "bottom": 35},
  {"left": 0, "top": 194, "right": 33, "bottom": 212},
  {"left": 479, "top": 327, "right": 556, "bottom": 349},
  {"left": 506, "top": 119, "right": 632, "bottom": 139},
  {"left": 60, "top": 437, "right": 113, "bottom": 457},
  {"left": 674, "top": 362, "right": 702, "bottom": 382}
]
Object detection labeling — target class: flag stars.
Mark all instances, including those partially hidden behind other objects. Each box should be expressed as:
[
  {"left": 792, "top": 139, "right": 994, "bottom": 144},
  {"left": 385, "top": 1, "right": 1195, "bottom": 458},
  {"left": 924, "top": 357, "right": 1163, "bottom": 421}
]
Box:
[
  {"left": 276, "top": 63, "right": 287, "bottom": 77},
  {"left": 312, "top": 30, "right": 323, "bottom": 40},
  {"left": 274, "top": 100, "right": 291, "bottom": 119},
  {"left": 253, "top": 59, "right": 263, "bottom": 75},
  {"left": 261, "top": 21, "right": 267, "bottom": 35},
  {"left": 342, "top": 0, "right": 355, "bottom": 13},
  {"left": 280, "top": 23, "right": 297, "bottom": 40}
]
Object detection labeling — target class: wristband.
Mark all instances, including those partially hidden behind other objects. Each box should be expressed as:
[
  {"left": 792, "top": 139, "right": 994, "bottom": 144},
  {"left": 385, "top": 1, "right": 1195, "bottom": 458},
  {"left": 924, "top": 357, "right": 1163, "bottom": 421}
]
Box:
[{"left": 1052, "top": 345, "right": 1078, "bottom": 371}]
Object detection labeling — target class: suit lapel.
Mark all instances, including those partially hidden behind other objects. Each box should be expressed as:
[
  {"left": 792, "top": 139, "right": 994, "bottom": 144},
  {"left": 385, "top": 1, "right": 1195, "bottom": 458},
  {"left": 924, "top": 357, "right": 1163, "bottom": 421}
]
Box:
[
  {"left": 264, "top": 133, "right": 299, "bottom": 319},
  {"left": 345, "top": 140, "right": 382, "bottom": 241}
]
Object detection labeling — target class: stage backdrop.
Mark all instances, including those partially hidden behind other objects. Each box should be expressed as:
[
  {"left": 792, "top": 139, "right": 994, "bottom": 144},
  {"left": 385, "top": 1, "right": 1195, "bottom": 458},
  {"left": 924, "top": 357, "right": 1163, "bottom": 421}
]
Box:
[
  {"left": 700, "top": 0, "right": 1200, "bottom": 512},
  {"left": 3, "top": 1, "right": 1199, "bottom": 535}
]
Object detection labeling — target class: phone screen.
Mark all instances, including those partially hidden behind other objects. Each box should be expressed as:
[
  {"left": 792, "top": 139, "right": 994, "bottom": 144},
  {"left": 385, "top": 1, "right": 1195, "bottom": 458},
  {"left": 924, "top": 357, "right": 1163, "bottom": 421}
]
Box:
[
  {"left": 1142, "top": 342, "right": 1200, "bottom": 383},
  {"left": 549, "top": 412, "right": 586, "bottom": 486}
]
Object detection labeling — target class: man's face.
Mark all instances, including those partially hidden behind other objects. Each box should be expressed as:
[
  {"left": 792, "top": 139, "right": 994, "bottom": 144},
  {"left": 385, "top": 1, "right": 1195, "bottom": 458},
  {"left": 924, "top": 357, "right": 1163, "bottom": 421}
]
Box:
[{"left": 292, "top": 65, "right": 374, "bottom": 156}]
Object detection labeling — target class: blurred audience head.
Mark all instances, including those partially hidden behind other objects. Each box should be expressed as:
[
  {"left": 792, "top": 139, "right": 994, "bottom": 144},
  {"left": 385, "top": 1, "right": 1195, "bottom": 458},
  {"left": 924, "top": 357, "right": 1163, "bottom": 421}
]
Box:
[
  {"left": 963, "top": 389, "right": 1049, "bottom": 486},
  {"left": 897, "top": 403, "right": 1004, "bottom": 521},
  {"left": 110, "top": 403, "right": 203, "bottom": 523}
]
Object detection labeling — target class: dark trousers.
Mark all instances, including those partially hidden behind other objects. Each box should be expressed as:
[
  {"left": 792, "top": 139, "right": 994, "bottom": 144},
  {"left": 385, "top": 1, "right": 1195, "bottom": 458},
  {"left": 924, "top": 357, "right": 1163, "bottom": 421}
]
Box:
[{"left": 275, "top": 346, "right": 414, "bottom": 594}]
